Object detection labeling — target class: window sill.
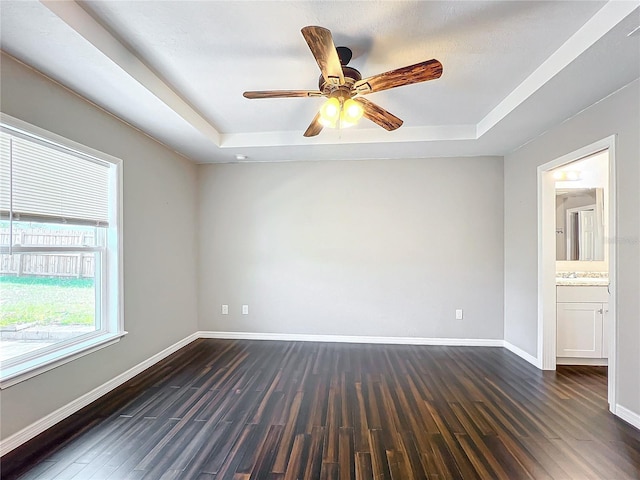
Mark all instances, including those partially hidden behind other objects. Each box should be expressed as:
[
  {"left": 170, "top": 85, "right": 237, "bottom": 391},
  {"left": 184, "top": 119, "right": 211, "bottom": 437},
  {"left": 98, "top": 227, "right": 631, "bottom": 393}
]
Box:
[{"left": 0, "top": 331, "right": 128, "bottom": 389}]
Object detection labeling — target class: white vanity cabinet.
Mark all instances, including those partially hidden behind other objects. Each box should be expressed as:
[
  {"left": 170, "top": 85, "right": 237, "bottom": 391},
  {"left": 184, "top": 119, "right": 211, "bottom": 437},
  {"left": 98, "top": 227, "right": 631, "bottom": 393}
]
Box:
[{"left": 556, "top": 286, "right": 609, "bottom": 360}]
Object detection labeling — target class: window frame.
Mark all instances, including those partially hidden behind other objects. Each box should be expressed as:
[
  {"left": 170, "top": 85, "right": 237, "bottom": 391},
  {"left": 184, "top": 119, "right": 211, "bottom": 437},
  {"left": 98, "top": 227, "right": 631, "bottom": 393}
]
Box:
[{"left": 0, "top": 114, "right": 125, "bottom": 388}]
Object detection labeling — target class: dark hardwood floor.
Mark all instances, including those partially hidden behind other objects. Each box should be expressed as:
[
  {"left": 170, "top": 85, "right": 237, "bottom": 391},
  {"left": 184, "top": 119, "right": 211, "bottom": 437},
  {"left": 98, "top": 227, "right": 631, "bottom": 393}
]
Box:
[{"left": 2, "top": 339, "right": 639, "bottom": 479}]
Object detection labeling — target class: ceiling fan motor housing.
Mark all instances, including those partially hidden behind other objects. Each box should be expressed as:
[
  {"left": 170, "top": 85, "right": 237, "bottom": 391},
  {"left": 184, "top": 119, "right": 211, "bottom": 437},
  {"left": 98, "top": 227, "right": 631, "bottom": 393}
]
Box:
[{"left": 319, "top": 66, "right": 362, "bottom": 95}]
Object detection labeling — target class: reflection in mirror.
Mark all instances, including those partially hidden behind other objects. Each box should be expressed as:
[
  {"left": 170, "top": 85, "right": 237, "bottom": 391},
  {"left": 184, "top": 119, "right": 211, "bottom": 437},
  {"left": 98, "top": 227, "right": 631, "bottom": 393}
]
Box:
[{"left": 556, "top": 188, "right": 605, "bottom": 261}]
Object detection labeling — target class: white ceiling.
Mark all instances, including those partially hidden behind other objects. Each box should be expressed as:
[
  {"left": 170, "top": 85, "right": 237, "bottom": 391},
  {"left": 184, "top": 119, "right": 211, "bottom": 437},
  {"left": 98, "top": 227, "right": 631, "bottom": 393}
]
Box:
[{"left": 1, "top": 1, "right": 639, "bottom": 163}]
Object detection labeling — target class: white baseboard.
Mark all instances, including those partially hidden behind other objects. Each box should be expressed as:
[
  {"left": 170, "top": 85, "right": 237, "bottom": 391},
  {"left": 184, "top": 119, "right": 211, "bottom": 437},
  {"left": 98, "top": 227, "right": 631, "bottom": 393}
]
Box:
[
  {"left": 0, "top": 332, "right": 199, "bottom": 457},
  {"left": 503, "top": 340, "right": 541, "bottom": 368},
  {"left": 616, "top": 404, "right": 640, "bottom": 430},
  {"left": 197, "top": 330, "right": 504, "bottom": 347}
]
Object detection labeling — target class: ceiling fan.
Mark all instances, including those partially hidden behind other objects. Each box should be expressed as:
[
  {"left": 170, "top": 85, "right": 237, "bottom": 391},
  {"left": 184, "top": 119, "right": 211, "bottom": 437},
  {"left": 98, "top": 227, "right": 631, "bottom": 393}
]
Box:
[{"left": 243, "top": 26, "right": 443, "bottom": 137}]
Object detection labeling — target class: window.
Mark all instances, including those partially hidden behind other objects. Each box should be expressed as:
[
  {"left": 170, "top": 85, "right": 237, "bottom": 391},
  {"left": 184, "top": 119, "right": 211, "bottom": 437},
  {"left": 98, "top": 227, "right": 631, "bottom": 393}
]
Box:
[{"left": 0, "top": 115, "right": 124, "bottom": 387}]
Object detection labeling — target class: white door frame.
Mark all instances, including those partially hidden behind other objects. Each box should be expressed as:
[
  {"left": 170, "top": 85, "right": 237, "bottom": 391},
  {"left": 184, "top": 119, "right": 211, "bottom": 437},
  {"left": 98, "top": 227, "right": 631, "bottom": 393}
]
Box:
[{"left": 537, "top": 135, "right": 617, "bottom": 413}]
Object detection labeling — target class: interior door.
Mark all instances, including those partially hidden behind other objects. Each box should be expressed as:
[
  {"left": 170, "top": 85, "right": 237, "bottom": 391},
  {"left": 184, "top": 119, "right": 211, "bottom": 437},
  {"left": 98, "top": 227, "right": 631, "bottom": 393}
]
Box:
[{"left": 578, "top": 209, "right": 596, "bottom": 260}]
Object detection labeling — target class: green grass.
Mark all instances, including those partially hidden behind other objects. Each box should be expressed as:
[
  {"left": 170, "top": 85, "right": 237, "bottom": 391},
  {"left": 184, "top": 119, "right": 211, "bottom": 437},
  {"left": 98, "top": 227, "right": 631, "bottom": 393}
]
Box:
[
  {"left": 0, "top": 276, "right": 94, "bottom": 288},
  {"left": 0, "top": 275, "right": 95, "bottom": 327}
]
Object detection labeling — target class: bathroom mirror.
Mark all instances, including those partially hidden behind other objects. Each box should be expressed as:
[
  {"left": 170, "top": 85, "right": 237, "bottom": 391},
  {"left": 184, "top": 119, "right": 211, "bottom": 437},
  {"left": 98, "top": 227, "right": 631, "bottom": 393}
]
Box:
[{"left": 556, "top": 188, "right": 605, "bottom": 261}]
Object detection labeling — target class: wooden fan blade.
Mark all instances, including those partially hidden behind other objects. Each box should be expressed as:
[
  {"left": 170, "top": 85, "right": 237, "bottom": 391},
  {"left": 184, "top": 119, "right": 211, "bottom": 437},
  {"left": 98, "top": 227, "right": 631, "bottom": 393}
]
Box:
[
  {"left": 301, "top": 26, "right": 344, "bottom": 87},
  {"left": 303, "top": 112, "right": 324, "bottom": 137},
  {"left": 354, "top": 98, "right": 403, "bottom": 131},
  {"left": 243, "top": 90, "right": 323, "bottom": 99},
  {"left": 354, "top": 59, "right": 442, "bottom": 95}
]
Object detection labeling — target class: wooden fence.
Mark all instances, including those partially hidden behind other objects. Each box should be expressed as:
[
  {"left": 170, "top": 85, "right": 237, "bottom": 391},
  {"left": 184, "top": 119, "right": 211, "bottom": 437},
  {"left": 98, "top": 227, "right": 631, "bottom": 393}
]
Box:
[{"left": 0, "top": 229, "right": 96, "bottom": 278}]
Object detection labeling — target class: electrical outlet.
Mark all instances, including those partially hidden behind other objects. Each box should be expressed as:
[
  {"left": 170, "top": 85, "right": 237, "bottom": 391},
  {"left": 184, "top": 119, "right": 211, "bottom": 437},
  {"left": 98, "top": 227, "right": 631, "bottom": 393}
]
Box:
[
  {"left": 455, "top": 309, "right": 463, "bottom": 320},
  {"left": 221, "top": 304, "right": 229, "bottom": 315},
  {"left": 242, "top": 305, "right": 249, "bottom": 315}
]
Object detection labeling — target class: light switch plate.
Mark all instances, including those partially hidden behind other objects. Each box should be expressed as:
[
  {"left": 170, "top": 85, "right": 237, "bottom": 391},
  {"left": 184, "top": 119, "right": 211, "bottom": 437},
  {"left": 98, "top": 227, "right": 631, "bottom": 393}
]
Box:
[
  {"left": 221, "top": 304, "right": 229, "bottom": 315},
  {"left": 242, "top": 305, "right": 249, "bottom": 315},
  {"left": 456, "top": 309, "right": 463, "bottom": 320}
]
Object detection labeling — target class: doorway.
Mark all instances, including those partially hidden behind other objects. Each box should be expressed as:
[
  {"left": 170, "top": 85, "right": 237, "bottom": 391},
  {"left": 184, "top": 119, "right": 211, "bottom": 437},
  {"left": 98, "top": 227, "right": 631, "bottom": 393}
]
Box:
[{"left": 537, "top": 135, "right": 617, "bottom": 413}]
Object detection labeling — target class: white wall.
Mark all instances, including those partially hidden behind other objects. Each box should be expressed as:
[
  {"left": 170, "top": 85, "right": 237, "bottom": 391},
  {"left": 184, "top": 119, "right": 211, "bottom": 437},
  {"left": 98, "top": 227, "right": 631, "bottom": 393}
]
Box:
[
  {"left": 0, "top": 54, "right": 199, "bottom": 440},
  {"left": 504, "top": 80, "right": 640, "bottom": 416},
  {"left": 198, "top": 157, "right": 504, "bottom": 340}
]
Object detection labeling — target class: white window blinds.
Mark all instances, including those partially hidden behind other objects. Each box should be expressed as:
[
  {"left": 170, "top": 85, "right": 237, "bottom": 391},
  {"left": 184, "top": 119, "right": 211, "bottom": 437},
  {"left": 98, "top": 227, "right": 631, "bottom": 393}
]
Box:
[{"left": 0, "top": 129, "right": 110, "bottom": 226}]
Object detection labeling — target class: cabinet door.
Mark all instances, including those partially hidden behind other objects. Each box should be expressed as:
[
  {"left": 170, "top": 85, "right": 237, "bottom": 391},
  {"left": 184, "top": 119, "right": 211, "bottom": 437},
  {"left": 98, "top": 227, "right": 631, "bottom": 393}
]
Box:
[
  {"left": 557, "top": 302, "right": 603, "bottom": 358},
  {"left": 602, "top": 303, "right": 610, "bottom": 359}
]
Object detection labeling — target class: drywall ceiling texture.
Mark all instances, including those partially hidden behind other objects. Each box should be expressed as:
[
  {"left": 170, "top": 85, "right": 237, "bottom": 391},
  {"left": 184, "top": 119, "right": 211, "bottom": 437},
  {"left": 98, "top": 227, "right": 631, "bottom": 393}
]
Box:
[
  {"left": 0, "top": 54, "right": 200, "bottom": 440},
  {"left": 79, "top": 0, "right": 602, "bottom": 132},
  {"left": 5, "top": 0, "right": 634, "bottom": 162},
  {"left": 504, "top": 79, "right": 640, "bottom": 416},
  {"left": 197, "top": 157, "right": 504, "bottom": 341}
]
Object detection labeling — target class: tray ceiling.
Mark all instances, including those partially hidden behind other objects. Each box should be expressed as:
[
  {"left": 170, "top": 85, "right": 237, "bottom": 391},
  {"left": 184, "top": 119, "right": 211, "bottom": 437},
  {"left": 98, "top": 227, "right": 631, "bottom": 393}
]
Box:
[{"left": 1, "top": 1, "right": 638, "bottom": 163}]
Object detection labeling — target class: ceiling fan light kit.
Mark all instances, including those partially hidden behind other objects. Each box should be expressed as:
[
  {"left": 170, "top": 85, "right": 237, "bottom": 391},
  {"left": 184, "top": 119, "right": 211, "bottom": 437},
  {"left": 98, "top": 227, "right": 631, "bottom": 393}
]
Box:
[
  {"left": 318, "top": 96, "right": 364, "bottom": 128},
  {"left": 243, "top": 26, "right": 442, "bottom": 137}
]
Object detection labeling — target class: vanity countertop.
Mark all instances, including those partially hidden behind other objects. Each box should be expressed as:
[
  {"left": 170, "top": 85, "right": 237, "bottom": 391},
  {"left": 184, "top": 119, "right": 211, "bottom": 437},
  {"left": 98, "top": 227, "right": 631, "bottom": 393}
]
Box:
[{"left": 556, "top": 272, "right": 609, "bottom": 286}]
